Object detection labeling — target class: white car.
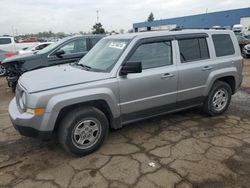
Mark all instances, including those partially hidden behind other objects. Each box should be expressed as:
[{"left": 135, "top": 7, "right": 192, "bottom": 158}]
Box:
[
  {"left": 18, "top": 42, "right": 53, "bottom": 55},
  {"left": 0, "top": 36, "right": 38, "bottom": 52}
]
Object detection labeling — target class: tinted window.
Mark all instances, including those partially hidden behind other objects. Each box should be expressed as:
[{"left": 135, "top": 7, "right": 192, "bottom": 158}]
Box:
[
  {"left": 90, "top": 38, "right": 101, "bottom": 47},
  {"left": 178, "top": 38, "right": 209, "bottom": 63},
  {"left": 199, "top": 38, "right": 209, "bottom": 59},
  {"left": 129, "top": 41, "right": 172, "bottom": 69},
  {"left": 212, "top": 34, "right": 235, "bottom": 57},
  {"left": 58, "top": 39, "right": 87, "bottom": 55},
  {"left": 0, "top": 38, "right": 11, "bottom": 45}
]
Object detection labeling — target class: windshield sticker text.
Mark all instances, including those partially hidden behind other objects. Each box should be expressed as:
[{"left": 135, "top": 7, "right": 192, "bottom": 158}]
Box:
[{"left": 109, "top": 42, "right": 126, "bottom": 49}]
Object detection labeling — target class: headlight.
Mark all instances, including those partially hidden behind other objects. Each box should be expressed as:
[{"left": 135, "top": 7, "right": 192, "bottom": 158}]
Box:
[{"left": 19, "top": 91, "right": 27, "bottom": 110}]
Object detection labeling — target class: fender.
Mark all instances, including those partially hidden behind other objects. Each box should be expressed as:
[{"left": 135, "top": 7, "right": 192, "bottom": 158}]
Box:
[
  {"left": 40, "top": 88, "right": 120, "bottom": 131},
  {"left": 204, "top": 67, "right": 238, "bottom": 96}
]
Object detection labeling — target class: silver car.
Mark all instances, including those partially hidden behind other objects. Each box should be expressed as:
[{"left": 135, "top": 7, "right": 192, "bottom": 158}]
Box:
[{"left": 9, "top": 30, "right": 243, "bottom": 155}]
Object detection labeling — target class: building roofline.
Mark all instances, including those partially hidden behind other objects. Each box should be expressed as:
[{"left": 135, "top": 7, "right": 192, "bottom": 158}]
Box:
[{"left": 133, "top": 7, "right": 250, "bottom": 28}]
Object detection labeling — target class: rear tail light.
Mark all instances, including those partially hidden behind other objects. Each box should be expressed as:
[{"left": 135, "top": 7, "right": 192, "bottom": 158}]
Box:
[{"left": 4, "top": 52, "right": 17, "bottom": 57}]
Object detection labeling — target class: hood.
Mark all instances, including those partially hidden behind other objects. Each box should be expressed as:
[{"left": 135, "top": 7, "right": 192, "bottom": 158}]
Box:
[
  {"left": 2, "top": 53, "right": 42, "bottom": 64},
  {"left": 19, "top": 64, "right": 111, "bottom": 93}
]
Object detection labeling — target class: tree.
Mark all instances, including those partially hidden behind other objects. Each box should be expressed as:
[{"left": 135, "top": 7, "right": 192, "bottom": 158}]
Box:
[
  {"left": 147, "top": 12, "right": 154, "bottom": 22},
  {"left": 92, "top": 22, "right": 105, "bottom": 34}
]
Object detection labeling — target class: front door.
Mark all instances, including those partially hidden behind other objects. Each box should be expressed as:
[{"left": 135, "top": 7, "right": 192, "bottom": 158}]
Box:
[
  {"left": 118, "top": 38, "right": 178, "bottom": 123},
  {"left": 47, "top": 38, "right": 87, "bottom": 66}
]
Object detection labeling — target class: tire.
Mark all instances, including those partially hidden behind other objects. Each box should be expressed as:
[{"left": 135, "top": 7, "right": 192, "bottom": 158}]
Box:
[
  {"left": 58, "top": 106, "right": 109, "bottom": 156},
  {"left": 0, "top": 65, "right": 6, "bottom": 77},
  {"left": 203, "top": 81, "right": 232, "bottom": 116}
]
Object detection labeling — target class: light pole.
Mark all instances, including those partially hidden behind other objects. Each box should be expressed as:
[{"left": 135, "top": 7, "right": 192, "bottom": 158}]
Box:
[{"left": 96, "top": 10, "right": 99, "bottom": 23}]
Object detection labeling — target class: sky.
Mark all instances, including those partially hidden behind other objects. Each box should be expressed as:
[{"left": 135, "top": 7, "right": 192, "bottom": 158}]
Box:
[{"left": 0, "top": 0, "right": 249, "bottom": 35}]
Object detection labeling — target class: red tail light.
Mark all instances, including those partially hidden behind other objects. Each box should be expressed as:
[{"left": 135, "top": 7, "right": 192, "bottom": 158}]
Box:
[{"left": 4, "top": 52, "right": 17, "bottom": 57}]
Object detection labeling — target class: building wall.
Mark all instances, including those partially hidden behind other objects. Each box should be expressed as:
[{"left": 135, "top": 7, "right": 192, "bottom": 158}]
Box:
[{"left": 133, "top": 7, "right": 250, "bottom": 31}]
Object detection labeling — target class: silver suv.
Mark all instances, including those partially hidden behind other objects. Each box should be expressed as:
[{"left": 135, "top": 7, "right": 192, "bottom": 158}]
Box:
[{"left": 9, "top": 30, "right": 243, "bottom": 155}]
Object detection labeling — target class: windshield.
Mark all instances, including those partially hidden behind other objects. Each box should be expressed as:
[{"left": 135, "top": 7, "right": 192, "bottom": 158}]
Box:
[{"left": 78, "top": 38, "right": 130, "bottom": 72}]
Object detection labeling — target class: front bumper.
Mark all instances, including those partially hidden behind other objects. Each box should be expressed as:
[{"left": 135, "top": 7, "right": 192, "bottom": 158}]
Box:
[{"left": 9, "top": 98, "right": 52, "bottom": 140}]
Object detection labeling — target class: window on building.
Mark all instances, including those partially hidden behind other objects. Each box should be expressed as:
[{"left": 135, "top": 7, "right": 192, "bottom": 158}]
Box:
[
  {"left": 212, "top": 34, "right": 235, "bottom": 57},
  {"left": 178, "top": 38, "right": 209, "bottom": 63}
]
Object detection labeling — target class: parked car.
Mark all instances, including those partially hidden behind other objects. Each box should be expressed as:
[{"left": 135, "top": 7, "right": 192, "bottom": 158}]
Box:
[
  {"left": 0, "top": 50, "right": 17, "bottom": 76},
  {"left": 18, "top": 42, "right": 53, "bottom": 55},
  {"left": 235, "top": 33, "right": 250, "bottom": 51},
  {"left": 19, "top": 37, "right": 39, "bottom": 43},
  {"left": 0, "top": 36, "right": 38, "bottom": 52},
  {"left": 233, "top": 24, "right": 243, "bottom": 32},
  {"left": 243, "top": 44, "right": 250, "bottom": 57},
  {"left": 2, "top": 35, "right": 105, "bottom": 91},
  {"left": 9, "top": 30, "right": 243, "bottom": 155}
]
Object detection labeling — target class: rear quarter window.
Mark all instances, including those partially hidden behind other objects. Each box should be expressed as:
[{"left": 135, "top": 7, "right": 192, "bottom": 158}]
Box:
[
  {"left": 0, "top": 38, "right": 12, "bottom": 45},
  {"left": 212, "top": 34, "right": 235, "bottom": 57}
]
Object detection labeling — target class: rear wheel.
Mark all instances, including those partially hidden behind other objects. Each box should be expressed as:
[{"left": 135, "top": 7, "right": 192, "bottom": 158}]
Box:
[
  {"left": 58, "top": 106, "right": 109, "bottom": 155},
  {"left": 203, "top": 81, "right": 232, "bottom": 116},
  {"left": 0, "top": 65, "right": 6, "bottom": 77}
]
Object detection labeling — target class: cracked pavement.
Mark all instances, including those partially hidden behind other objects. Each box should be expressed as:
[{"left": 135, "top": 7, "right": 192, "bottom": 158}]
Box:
[{"left": 0, "top": 59, "right": 250, "bottom": 188}]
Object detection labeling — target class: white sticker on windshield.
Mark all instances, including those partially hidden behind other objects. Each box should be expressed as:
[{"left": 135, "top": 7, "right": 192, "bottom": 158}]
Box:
[{"left": 109, "top": 42, "right": 126, "bottom": 49}]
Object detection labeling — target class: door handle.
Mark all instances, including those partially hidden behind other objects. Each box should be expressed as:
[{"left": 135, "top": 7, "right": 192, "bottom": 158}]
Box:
[
  {"left": 202, "top": 66, "right": 213, "bottom": 71},
  {"left": 161, "top": 73, "right": 174, "bottom": 79}
]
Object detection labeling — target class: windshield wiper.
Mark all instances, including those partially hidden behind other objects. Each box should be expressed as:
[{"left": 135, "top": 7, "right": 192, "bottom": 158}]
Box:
[{"left": 74, "top": 63, "right": 92, "bottom": 70}]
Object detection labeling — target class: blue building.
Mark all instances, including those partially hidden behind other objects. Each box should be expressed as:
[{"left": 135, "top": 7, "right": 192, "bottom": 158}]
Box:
[{"left": 133, "top": 7, "right": 250, "bottom": 32}]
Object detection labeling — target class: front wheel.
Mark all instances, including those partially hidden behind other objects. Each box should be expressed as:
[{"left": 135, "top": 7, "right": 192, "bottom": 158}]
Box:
[
  {"left": 58, "top": 106, "right": 109, "bottom": 156},
  {"left": 203, "top": 81, "right": 232, "bottom": 116},
  {"left": 0, "top": 65, "right": 6, "bottom": 77}
]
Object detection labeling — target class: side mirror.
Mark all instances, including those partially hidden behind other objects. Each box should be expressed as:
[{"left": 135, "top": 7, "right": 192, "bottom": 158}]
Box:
[
  {"left": 54, "top": 50, "right": 65, "bottom": 58},
  {"left": 120, "top": 61, "right": 142, "bottom": 76}
]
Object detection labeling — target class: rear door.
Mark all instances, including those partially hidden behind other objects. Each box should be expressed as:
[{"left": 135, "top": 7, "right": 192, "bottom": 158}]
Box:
[
  {"left": 176, "top": 34, "right": 212, "bottom": 102},
  {"left": 47, "top": 38, "right": 87, "bottom": 66}
]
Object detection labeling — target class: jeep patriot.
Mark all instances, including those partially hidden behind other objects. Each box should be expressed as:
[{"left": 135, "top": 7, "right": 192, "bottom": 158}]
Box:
[{"left": 9, "top": 30, "right": 243, "bottom": 155}]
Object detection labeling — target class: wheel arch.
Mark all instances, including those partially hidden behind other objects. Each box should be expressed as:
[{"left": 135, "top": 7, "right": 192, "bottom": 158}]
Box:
[
  {"left": 53, "top": 99, "right": 119, "bottom": 133},
  {"left": 204, "top": 68, "right": 238, "bottom": 96}
]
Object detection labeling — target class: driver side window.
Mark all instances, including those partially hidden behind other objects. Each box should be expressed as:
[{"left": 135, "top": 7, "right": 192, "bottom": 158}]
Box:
[
  {"left": 128, "top": 41, "right": 172, "bottom": 69},
  {"left": 58, "top": 39, "right": 87, "bottom": 55}
]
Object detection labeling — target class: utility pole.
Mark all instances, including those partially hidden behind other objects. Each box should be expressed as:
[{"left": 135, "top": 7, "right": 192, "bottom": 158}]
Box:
[{"left": 96, "top": 10, "right": 99, "bottom": 23}]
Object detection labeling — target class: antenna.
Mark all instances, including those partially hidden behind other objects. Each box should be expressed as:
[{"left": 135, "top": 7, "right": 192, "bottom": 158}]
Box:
[{"left": 96, "top": 10, "right": 99, "bottom": 23}]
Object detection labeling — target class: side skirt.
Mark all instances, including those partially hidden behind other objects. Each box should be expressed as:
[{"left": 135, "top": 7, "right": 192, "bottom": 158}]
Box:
[{"left": 120, "top": 97, "right": 205, "bottom": 126}]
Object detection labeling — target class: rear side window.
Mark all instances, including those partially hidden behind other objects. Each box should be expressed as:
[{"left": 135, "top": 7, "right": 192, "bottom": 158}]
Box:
[
  {"left": 128, "top": 41, "right": 172, "bottom": 69},
  {"left": 178, "top": 38, "right": 209, "bottom": 63},
  {"left": 0, "top": 38, "right": 11, "bottom": 45},
  {"left": 212, "top": 34, "right": 235, "bottom": 57}
]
